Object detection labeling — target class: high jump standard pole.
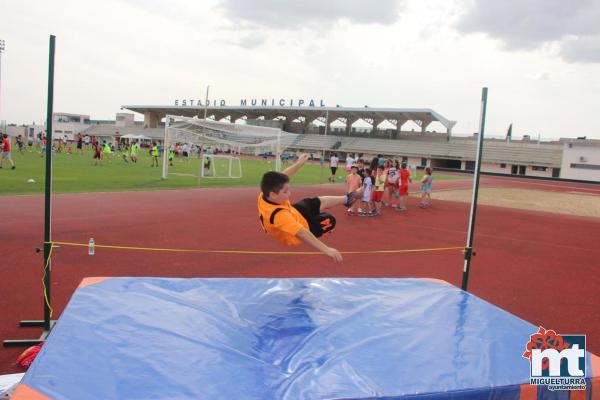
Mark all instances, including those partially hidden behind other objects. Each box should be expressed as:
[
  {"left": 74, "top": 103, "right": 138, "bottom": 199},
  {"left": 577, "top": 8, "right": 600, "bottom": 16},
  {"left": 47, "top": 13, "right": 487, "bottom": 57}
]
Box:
[
  {"left": 4, "top": 35, "right": 57, "bottom": 346},
  {"left": 461, "top": 87, "right": 488, "bottom": 291}
]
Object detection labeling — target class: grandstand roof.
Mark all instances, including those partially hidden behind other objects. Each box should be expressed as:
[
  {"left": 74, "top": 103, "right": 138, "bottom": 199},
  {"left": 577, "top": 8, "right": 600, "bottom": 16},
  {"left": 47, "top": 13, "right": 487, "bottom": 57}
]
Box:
[{"left": 122, "top": 105, "right": 457, "bottom": 133}]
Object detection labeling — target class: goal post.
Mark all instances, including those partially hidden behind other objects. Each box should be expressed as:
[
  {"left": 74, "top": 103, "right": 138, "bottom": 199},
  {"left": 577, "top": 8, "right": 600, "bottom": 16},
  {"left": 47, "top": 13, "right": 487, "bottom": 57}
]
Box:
[
  {"left": 200, "top": 154, "right": 242, "bottom": 178},
  {"left": 162, "top": 115, "right": 299, "bottom": 179}
]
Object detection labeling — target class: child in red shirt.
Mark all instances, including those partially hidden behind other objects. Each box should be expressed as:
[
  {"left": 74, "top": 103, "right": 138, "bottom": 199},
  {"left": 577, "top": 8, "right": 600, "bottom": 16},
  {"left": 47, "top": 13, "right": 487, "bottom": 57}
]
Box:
[{"left": 398, "top": 162, "right": 412, "bottom": 211}]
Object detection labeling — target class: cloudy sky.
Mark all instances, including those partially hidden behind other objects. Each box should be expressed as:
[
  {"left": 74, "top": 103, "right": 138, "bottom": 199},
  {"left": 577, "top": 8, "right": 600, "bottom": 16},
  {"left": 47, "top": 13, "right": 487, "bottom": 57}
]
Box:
[{"left": 2, "top": 0, "right": 599, "bottom": 139}]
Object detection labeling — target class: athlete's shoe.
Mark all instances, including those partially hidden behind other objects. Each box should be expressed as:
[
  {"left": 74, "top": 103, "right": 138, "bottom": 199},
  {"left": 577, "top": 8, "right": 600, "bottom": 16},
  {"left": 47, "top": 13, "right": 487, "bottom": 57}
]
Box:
[{"left": 344, "top": 189, "right": 363, "bottom": 208}]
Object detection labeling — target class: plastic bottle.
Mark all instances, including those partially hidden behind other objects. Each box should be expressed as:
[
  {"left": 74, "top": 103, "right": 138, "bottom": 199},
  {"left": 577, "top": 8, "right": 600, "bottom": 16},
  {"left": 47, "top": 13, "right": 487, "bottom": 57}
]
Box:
[{"left": 88, "top": 238, "right": 95, "bottom": 256}]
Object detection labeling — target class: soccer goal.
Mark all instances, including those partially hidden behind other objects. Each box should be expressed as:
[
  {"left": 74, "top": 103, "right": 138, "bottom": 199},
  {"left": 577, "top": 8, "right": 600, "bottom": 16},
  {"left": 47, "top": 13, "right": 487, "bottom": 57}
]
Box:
[
  {"left": 162, "top": 115, "right": 299, "bottom": 179},
  {"left": 200, "top": 154, "right": 242, "bottom": 178}
]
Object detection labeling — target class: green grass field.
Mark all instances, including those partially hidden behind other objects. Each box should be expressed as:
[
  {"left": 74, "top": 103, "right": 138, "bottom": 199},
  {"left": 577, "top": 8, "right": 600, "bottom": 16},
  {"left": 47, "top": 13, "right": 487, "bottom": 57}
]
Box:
[{"left": 0, "top": 149, "right": 464, "bottom": 196}]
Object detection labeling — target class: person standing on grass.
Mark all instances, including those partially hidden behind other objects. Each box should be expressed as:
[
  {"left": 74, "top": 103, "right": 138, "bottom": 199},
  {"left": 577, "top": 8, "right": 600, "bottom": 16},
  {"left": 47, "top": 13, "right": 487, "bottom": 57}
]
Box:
[
  {"left": 182, "top": 143, "right": 189, "bottom": 163},
  {"left": 76, "top": 133, "right": 84, "bottom": 155},
  {"left": 102, "top": 141, "right": 112, "bottom": 161},
  {"left": 258, "top": 153, "right": 362, "bottom": 263},
  {"left": 1, "top": 133, "right": 16, "bottom": 170},
  {"left": 151, "top": 142, "right": 159, "bottom": 167},
  {"left": 168, "top": 146, "right": 175, "bottom": 167},
  {"left": 345, "top": 153, "right": 355, "bottom": 175},
  {"left": 92, "top": 141, "right": 103, "bottom": 166},
  {"left": 130, "top": 141, "right": 139, "bottom": 163},
  {"left": 419, "top": 167, "right": 433, "bottom": 208},
  {"left": 15, "top": 135, "right": 25, "bottom": 154},
  {"left": 398, "top": 162, "right": 412, "bottom": 211},
  {"left": 120, "top": 143, "right": 130, "bottom": 164},
  {"left": 39, "top": 134, "right": 47, "bottom": 157},
  {"left": 328, "top": 152, "right": 339, "bottom": 182},
  {"left": 35, "top": 133, "right": 42, "bottom": 154}
]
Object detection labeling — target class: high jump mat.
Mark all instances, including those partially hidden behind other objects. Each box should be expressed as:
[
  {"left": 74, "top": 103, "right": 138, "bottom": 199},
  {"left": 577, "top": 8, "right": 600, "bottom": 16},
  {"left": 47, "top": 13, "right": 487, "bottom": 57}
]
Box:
[{"left": 12, "top": 277, "right": 599, "bottom": 399}]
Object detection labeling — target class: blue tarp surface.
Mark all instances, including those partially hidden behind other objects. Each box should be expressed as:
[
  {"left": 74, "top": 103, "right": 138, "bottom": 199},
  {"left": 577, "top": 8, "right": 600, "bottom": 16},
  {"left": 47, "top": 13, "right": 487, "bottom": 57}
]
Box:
[{"left": 18, "top": 278, "right": 597, "bottom": 399}]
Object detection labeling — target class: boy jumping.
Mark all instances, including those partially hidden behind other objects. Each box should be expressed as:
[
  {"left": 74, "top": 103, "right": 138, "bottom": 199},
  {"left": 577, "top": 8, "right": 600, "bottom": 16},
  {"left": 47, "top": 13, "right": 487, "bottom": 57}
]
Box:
[{"left": 258, "top": 154, "right": 361, "bottom": 263}]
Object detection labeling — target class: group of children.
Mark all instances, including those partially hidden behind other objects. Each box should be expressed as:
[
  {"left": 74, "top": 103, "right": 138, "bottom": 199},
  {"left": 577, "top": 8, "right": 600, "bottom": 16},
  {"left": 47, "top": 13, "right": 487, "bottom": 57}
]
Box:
[
  {"left": 258, "top": 153, "right": 434, "bottom": 263},
  {"left": 92, "top": 141, "right": 141, "bottom": 166},
  {"left": 345, "top": 158, "right": 433, "bottom": 216}
]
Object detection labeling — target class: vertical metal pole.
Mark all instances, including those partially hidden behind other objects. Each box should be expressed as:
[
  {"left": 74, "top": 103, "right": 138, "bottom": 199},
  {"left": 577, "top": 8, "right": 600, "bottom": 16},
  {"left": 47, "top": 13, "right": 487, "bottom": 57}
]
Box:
[
  {"left": 203, "top": 85, "right": 210, "bottom": 120},
  {"left": 275, "top": 129, "right": 281, "bottom": 172},
  {"left": 43, "top": 36, "right": 56, "bottom": 331},
  {"left": 461, "top": 87, "right": 488, "bottom": 291},
  {"left": 321, "top": 110, "right": 329, "bottom": 183},
  {"left": 161, "top": 116, "right": 170, "bottom": 179}
]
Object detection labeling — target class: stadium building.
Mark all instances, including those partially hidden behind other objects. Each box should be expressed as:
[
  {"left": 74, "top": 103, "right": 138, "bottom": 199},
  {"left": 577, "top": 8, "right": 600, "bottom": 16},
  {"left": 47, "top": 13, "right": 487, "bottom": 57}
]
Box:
[{"left": 5, "top": 104, "right": 600, "bottom": 181}]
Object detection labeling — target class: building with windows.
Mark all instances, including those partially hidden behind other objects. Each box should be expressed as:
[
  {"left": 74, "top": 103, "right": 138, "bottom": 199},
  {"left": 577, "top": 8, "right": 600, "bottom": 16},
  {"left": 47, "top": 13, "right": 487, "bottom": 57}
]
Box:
[{"left": 560, "top": 140, "right": 600, "bottom": 180}]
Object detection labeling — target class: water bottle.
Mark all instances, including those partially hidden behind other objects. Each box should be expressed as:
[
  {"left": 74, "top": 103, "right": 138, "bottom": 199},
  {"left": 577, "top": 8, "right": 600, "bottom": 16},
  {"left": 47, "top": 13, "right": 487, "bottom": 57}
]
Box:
[{"left": 88, "top": 238, "right": 95, "bottom": 256}]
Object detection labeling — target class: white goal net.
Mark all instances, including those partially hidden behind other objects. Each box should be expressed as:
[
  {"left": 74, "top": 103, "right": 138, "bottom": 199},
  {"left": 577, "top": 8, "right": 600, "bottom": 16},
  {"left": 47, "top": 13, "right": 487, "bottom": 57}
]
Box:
[
  {"left": 200, "top": 154, "right": 242, "bottom": 178},
  {"left": 162, "top": 115, "right": 299, "bottom": 179}
]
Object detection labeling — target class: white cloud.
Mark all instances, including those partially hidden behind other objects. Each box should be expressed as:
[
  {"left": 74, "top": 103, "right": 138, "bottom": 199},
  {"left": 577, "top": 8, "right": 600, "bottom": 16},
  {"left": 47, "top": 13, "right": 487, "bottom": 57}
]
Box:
[
  {"left": 217, "top": 0, "right": 404, "bottom": 30},
  {"left": 0, "top": 0, "right": 599, "bottom": 139},
  {"left": 456, "top": 0, "right": 600, "bottom": 63}
]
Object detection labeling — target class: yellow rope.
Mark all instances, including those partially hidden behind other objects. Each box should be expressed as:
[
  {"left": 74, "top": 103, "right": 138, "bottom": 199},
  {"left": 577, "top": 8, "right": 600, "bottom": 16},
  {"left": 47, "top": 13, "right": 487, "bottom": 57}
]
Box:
[
  {"left": 39, "top": 241, "right": 470, "bottom": 318},
  {"left": 49, "top": 241, "right": 469, "bottom": 255},
  {"left": 42, "top": 246, "right": 54, "bottom": 318}
]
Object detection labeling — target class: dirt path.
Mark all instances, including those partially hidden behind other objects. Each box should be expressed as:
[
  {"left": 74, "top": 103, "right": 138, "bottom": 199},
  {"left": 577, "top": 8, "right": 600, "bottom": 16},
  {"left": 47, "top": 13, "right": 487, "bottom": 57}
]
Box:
[{"left": 431, "top": 187, "right": 600, "bottom": 218}]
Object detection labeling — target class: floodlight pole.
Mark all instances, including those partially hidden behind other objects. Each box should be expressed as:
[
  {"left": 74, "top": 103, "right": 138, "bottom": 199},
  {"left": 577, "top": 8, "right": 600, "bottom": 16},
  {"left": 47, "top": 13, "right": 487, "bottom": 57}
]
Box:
[
  {"left": 4, "top": 36, "right": 57, "bottom": 347},
  {"left": 203, "top": 85, "right": 210, "bottom": 120},
  {"left": 461, "top": 87, "right": 488, "bottom": 291}
]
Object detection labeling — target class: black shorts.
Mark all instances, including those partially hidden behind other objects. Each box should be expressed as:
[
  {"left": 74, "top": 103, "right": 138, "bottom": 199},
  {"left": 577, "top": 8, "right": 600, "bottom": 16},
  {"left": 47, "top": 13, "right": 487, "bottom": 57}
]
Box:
[
  {"left": 330, "top": 166, "right": 337, "bottom": 175},
  {"left": 293, "top": 198, "right": 336, "bottom": 238},
  {"left": 77, "top": 143, "right": 82, "bottom": 149}
]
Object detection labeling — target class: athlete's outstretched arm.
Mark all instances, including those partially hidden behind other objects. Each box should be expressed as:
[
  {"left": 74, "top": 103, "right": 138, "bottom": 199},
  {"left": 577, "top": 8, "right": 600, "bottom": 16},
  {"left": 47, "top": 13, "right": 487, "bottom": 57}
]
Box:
[
  {"left": 296, "top": 228, "right": 343, "bottom": 262},
  {"left": 282, "top": 154, "right": 309, "bottom": 178}
]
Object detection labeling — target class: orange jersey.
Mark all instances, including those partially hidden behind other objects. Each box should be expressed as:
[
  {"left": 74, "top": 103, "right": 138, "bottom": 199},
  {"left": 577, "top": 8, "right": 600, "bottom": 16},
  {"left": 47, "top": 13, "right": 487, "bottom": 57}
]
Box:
[{"left": 257, "top": 194, "right": 308, "bottom": 245}]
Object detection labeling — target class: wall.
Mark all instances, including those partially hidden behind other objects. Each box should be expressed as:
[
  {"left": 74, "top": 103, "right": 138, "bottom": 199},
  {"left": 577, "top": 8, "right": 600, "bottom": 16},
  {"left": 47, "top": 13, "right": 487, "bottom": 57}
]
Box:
[
  {"left": 560, "top": 143, "right": 600, "bottom": 181},
  {"left": 6, "top": 125, "right": 26, "bottom": 137},
  {"left": 526, "top": 166, "right": 553, "bottom": 178},
  {"left": 460, "top": 161, "right": 554, "bottom": 177},
  {"left": 116, "top": 113, "right": 135, "bottom": 127}
]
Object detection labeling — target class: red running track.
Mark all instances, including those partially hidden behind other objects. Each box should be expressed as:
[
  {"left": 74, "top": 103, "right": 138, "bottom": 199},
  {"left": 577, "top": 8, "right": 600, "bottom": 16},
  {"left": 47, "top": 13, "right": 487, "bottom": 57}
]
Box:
[{"left": 1, "top": 181, "right": 599, "bottom": 374}]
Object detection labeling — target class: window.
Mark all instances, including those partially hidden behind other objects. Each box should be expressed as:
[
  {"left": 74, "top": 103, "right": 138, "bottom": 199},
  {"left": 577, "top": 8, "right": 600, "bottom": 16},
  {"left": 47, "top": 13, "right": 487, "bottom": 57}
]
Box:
[
  {"left": 570, "top": 163, "right": 600, "bottom": 170},
  {"left": 500, "top": 163, "right": 506, "bottom": 168},
  {"left": 532, "top": 166, "right": 547, "bottom": 171}
]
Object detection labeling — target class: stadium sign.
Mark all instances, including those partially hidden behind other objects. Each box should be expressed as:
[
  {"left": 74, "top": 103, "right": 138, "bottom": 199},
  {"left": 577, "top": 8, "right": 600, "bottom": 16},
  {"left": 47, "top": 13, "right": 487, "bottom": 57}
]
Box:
[{"left": 174, "top": 99, "right": 326, "bottom": 107}]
